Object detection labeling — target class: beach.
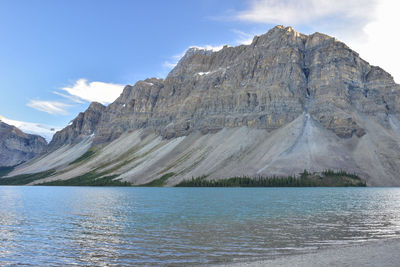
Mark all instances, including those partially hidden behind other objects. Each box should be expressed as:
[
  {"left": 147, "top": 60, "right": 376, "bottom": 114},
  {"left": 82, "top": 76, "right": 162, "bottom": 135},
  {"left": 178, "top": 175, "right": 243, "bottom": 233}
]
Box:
[{"left": 222, "top": 238, "right": 400, "bottom": 266}]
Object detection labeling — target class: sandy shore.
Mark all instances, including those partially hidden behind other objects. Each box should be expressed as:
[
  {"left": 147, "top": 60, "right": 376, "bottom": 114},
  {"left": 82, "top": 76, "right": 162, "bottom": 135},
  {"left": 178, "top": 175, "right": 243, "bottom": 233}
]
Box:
[{"left": 218, "top": 238, "right": 400, "bottom": 267}]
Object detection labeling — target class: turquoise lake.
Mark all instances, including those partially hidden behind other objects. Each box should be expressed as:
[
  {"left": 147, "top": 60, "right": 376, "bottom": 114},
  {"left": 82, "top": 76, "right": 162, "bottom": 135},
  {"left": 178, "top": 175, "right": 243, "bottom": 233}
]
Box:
[{"left": 1, "top": 187, "right": 400, "bottom": 265}]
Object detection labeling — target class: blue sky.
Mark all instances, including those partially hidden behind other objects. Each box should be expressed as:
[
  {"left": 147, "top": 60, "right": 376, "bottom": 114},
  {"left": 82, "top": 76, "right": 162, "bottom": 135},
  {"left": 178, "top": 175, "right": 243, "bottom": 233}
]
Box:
[{"left": 0, "top": 0, "right": 399, "bottom": 139}]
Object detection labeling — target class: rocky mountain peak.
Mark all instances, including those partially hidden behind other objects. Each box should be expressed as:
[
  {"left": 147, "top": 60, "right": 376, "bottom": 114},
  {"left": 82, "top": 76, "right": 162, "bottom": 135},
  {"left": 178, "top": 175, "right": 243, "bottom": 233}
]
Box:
[
  {"left": 49, "top": 25, "right": 400, "bottom": 147},
  {"left": 48, "top": 101, "right": 106, "bottom": 150},
  {"left": 185, "top": 46, "right": 214, "bottom": 57},
  {"left": 88, "top": 101, "right": 105, "bottom": 111},
  {"left": 167, "top": 46, "right": 215, "bottom": 78}
]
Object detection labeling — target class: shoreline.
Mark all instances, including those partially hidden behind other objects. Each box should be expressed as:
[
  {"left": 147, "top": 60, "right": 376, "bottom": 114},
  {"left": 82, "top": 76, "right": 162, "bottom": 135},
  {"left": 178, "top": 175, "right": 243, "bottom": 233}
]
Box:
[{"left": 218, "top": 238, "right": 400, "bottom": 267}]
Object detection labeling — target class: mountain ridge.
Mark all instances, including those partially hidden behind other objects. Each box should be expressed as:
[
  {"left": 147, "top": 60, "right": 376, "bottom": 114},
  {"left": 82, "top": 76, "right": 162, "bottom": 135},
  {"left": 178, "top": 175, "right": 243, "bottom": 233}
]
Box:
[
  {"left": 5, "top": 25, "right": 400, "bottom": 186},
  {"left": 49, "top": 25, "right": 399, "bottom": 148}
]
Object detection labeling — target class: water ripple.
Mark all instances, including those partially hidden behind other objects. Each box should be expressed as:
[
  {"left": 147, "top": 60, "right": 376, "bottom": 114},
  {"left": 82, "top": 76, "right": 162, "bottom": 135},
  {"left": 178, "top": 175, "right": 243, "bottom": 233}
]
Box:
[{"left": 1, "top": 187, "right": 400, "bottom": 265}]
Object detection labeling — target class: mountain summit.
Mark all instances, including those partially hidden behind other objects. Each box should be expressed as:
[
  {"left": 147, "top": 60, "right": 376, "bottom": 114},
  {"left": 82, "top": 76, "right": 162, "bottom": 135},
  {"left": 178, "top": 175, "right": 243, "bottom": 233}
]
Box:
[{"left": 5, "top": 26, "right": 400, "bottom": 186}]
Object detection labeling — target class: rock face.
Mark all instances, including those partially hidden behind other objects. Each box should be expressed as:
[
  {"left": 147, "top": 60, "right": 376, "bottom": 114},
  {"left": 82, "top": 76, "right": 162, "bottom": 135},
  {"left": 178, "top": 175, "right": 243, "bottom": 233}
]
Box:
[
  {"left": 13, "top": 25, "right": 400, "bottom": 186},
  {"left": 0, "top": 121, "right": 47, "bottom": 166},
  {"left": 49, "top": 102, "right": 105, "bottom": 150},
  {"left": 50, "top": 26, "right": 399, "bottom": 147}
]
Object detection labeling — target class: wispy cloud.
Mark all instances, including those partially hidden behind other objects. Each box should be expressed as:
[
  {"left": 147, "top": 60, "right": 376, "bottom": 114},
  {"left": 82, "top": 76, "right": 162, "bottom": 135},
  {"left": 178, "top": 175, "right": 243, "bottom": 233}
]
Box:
[
  {"left": 163, "top": 50, "right": 188, "bottom": 71},
  {"left": 52, "top": 91, "right": 85, "bottom": 104},
  {"left": 235, "top": 0, "right": 375, "bottom": 27},
  {"left": 163, "top": 61, "right": 179, "bottom": 69},
  {"left": 163, "top": 51, "right": 185, "bottom": 70},
  {"left": 27, "top": 100, "right": 71, "bottom": 115},
  {"left": 231, "top": 29, "right": 254, "bottom": 45},
  {"left": 26, "top": 79, "right": 126, "bottom": 116},
  {"left": 59, "top": 79, "right": 125, "bottom": 105},
  {"left": 233, "top": 0, "right": 377, "bottom": 43}
]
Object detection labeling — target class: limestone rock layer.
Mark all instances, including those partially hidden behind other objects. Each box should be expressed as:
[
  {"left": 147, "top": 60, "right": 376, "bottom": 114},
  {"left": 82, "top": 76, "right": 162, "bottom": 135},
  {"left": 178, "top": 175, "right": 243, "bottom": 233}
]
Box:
[{"left": 49, "top": 26, "right": 400, "bottom": 148}]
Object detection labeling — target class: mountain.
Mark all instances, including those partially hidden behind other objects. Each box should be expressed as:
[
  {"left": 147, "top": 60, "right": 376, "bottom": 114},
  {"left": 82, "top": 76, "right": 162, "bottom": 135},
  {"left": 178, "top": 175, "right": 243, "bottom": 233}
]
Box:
[
  {"left": 5, "top": 26, "right": 400, "bottom": 186},
  {"left": 0, "top": 121, "right": 47, "bottom": 167},
  {"left": 0, "top": 116, "right": 60, "bottom": 143}
]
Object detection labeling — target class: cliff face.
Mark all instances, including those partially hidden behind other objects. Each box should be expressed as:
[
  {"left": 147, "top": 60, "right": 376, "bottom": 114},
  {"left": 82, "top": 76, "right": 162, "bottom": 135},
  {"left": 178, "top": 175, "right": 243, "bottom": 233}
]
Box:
[
  {"left": 15, "top": 25, "right": 399, "bottom": 186},
  {"left": 0, "top": 121, "right": 47, "bottom": 166},
  {"left": 49, "top": 102, "right": 105, "bottom": 150},
  {"left": 50, "top": 26, "right": 399, "bottom": 147}
]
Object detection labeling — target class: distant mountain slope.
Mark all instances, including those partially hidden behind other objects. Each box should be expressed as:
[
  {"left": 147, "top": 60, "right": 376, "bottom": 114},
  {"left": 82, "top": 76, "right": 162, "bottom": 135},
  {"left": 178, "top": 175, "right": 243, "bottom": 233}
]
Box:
[
  {"left": 5, "top": 26, "right": 400, "bottom": 186},
  {"left": 0, "top": 116, "right": 60, "bottom": 142},
  {"left": 0, "top": 121, "right": 47, "bottom": 167}
]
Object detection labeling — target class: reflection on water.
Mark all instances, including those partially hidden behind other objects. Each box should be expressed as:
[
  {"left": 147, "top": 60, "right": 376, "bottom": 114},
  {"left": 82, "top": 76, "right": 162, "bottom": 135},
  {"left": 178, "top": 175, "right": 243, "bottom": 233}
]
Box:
[{"left": 1, "top": 187, "right": 400, "bottom": 265}]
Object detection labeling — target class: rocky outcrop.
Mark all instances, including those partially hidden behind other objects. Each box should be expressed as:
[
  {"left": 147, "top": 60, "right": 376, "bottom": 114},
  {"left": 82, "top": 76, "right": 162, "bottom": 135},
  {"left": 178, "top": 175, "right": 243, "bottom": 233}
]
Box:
[
  {"left": 49, "top": 26, "right": 399, "bottom": 149},
  {"left": 49, "top": 102, "right": 105, "bottom": 150},
  {"left": 0, "top": 121, "right": 47, "bottom": 166}
]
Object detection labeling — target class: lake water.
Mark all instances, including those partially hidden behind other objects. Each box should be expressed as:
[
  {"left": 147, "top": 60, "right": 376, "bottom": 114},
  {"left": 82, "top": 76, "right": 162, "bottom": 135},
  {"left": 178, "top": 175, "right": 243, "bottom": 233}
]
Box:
[{"left": 1, "top": 187, "right": 400, "bottom": 266}]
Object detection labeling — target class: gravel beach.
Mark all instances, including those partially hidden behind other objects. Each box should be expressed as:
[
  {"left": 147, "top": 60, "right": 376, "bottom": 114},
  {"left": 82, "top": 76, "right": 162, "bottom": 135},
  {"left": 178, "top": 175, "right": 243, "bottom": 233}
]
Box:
[{"left": 220, "top": 238, "right": 400, "bottom": 267}]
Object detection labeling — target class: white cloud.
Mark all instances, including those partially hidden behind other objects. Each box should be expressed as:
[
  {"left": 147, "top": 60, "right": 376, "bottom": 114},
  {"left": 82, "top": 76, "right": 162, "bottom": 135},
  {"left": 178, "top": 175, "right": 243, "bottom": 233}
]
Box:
[
  {"left": 346, "top": 0, "right": 400, "bottom": 83},
  {"left": 232, "top": 0, "right": 400, "bottom": 83},
  {"left": 60, "top": 79, "right": 125, "bottom": 105},
  {"left": 163, "top": 60, "right": 179, "bottom": 69},
  {"left": 52, "top": 91, "right": 85, "bottom": 104},
  {"left": 163, "top": 50, "right": 187, "bottom": 71},
  {"left": 163, "top": 52, "right": 184, "bottom": 71},
  {"left": 235, "top": 0, "right": 375, "bottom": 26},
  {"left": 27, "top": 100, "right": 71, "bottom": 115},
  {"left": 231, "top": 29, "right": 254, "bottom": 45},
  {"left": 25, "top": 79, "right": 125, "bottom": 117},
  {"left": 0, "top": 116, "right": 62, "bottom": 142}
]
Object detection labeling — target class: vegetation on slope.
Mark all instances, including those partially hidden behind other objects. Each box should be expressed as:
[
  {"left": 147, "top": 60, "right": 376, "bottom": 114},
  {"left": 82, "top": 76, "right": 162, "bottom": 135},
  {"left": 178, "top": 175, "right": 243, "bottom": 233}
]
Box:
[
  {"left": 0, "top": 169, "right": 56, "bottom": 185},
  {"left": 68, "top": 148, "right": 96, "bottom": 165},
  {"left": 0, "top": 168, "right": 128, "bottom": 186},
  {"left": 0, "top": 165, "right": 15, "bottom": 177},
  {"left": 0, "top": 168, "right": 365, "bottom": 187},
  {"left": 39, "top": 171, "right": 175, "bottom": 187},
  {"left": 139, "top": 172, "right": 175, "bottom": 187},
  {"left": 175, "top": 170, "right": 366, "bottom": 187},
  {"left": 39, "top": 171, "right": 130, "bottom": 186}
]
